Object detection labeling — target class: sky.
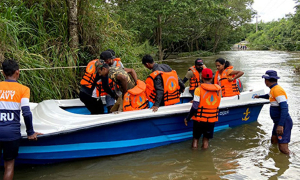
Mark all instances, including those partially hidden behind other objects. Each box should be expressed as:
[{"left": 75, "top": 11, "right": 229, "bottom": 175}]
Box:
[{"left": 251, "top": 0, "right": 297, "bottom": 23}]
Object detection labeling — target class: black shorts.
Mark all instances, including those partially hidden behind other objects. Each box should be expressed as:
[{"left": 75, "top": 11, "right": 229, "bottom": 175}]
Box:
[
  {"left": 193, "top": 121, "right": 215, "bottom": 139},
  {"left": 0, "top": 139, "right": 20, "bottom": 161}
]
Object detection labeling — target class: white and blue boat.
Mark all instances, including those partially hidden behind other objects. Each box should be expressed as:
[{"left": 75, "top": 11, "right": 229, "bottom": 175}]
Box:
[{"left": 17, "top": 88, "right": 269, "bottom": 164}]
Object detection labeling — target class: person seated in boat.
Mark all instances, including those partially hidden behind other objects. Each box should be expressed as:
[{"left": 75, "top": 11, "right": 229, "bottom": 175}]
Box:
[
  {"left": 99, "top": 50, "right": 139, "bottom": 112},
  {"left": 0, "top": 59, "right": 42, "bottom": 180},
  {"left": 254, "top": 70, "right": 293, "bottom": 154},
  {"left": 80, "top": 58, "right": 117, "bottom": 114},
  {"left": 98, "top": 61, "right": 144, "bottom": 112},
  {"left": 184, "top": 68, "right": 221, "bottom": 149},
  {"left": 142, "top": 55, "right": 185, "bottom": 112},
  {"left": 182, "top": 58, "right": 207, "bottom": 97},
  {"left": 214, "top": 58, "right": 244, "bottom": 97}
]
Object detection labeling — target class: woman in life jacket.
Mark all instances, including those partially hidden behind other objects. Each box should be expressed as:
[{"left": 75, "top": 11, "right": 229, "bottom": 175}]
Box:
[{"left": 214, "top": 58, "right": 244, "bottom": 97}]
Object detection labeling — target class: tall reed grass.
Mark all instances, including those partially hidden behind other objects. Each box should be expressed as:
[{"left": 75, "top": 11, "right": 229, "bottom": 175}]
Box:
[{"left": 0, "top": 0, "right": 155, "bottom": 102}]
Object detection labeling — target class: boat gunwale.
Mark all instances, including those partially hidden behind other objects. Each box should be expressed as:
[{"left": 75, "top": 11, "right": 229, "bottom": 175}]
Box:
[{"left": 22, "top": 100, "right": 269, "bottom": 139}]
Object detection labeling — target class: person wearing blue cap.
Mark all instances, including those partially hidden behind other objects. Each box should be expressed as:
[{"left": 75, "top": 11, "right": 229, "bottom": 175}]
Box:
[{"left": 254, "top": 70, "right": 293, "bottom": 154}]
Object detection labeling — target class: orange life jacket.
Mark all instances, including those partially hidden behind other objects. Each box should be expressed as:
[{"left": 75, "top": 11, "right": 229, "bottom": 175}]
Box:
[
  {"left": 80, "top": 59, "right": 98, "bottom": 89},
  {"left": 123, "top": 80, "right": 149, "bottom": 112},
  {"left": 96, "top": 78, "right": 115, "bottom": 97},
  {"left": 214, "top": 66, "right": 240, "bottom": 97},
  {"left": 192, "top": 84, "right": 221, "bottom": 123},
  {"left": 114, "top": 58, "right": 122, "bottom": 67},
  {"left": 97, "top": 58, "right": 121, "bottom": 96},
  {"left": 145, "top": 70, "right": 181, "bottom": 106},
  {"left": 188, "top": 65, "right": 207, "bottom": 91}
]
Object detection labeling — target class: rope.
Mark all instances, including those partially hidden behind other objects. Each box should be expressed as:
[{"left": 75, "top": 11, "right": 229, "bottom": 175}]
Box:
[{"left": 0, "top": 52, "right": 210, "bottom": 72}]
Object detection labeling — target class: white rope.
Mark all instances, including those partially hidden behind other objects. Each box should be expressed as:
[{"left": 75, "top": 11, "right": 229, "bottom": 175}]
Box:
[{"left": 0, "top": 53, "right": 204, "bottom": 72}]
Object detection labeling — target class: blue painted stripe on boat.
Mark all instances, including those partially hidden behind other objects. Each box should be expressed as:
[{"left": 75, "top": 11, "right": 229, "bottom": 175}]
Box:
[
  {"left": 19, "top": 125, "right": 229, "bottom": 154},
  {"left": 215, "top": 125, "right": 229, "bottom": 132}
]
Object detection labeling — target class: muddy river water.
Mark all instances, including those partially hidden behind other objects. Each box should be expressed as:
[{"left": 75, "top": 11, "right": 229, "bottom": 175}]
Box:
[{"left": 11, "top": 50, "right": 300, "bottom": 180}]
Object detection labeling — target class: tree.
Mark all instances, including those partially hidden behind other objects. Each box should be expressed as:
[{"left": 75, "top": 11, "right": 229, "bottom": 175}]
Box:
[
  {"left": 114, "top": 0, "right": 254, "bottom": 57},
  {"left": 66, "top": 0, "right": 79, "bottom": 65}
]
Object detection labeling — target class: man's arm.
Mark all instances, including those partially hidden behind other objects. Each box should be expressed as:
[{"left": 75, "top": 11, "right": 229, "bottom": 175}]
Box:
[
  {"left": 21, "top": 96, "right": 43, "bottom": 140},
  {"left": 185, "top": 101, "right": 199, "bottom": 121},
  {"left": 116, "top": 74, "right": 128, "bottom": 98},
  {"left": 153, "top": 75, "right": 164, "bottom": 107},
  {"left": 184, "top": 89, "right": 200, "bottom": 126},
  {"left": 178, "top": 77, "right": 185, "bottom": 93},
  {"left": 254, "top": 94, "right": 269, "bottom": 99},
  {"left": 228, "top": 70, "right": 244, "bottom": 82},
  {"left": 124, "top": 68, "right": 138, "bottom": 83},
  {"left": 182, "top": 77, "right": 188, "bottom": 84},
  {"left": 275, "top": 91, "right": 289, "bottom": 127},
  {"left": 278, "top": 101, "right": 289, "bottom": 126},
  {"left": 182, "top": 70, "right": 193, "bottom": 84},
  {"left": 101, "top": 76, "right": 118, "bottom": 99},
  {"left": 21, "top": 106, "right": 34, "bottom": 136}
]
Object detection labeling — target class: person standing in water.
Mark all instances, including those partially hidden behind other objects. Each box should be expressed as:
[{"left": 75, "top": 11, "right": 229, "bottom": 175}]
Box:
[
  {"left": 254, "top": 70, "right": 293, "bottom": 154},
  {"left": 184, "top": 68, "right": 221, "bottom": 149},
  {"left": 0, "top": 59, "right": 42, "bottom": 180},
  {"left": 214, "top": 58, "right": 244, "bottom": 97}
]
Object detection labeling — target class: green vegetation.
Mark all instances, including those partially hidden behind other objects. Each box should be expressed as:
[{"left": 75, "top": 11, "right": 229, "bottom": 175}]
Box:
[
  {"left": 0, "top": 0, "right": 254, "bottom": 102},
  {"left": 240, "top": 1, "right": 300, "bottom": 72},
  {"left": 243, "top": 1, "right": 300, "bottom": 51}
]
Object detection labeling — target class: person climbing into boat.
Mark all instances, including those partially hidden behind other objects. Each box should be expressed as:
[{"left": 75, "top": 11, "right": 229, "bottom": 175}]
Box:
[
  {"left": 79, "top": 57, "right": 117, "bottom": 114},
  {"left": 122, "top": 79, "right": 149, "bottom": 112},
  {"left": 184, "top": 68, "right": 221, "bottom": 149},
  {"left": 99, "top": 50, "right": 139, "bottom": 112},
  {"left": 0, "top": 59, "right": 42, "bottom": 180},
  {"left": 182, "top": 58, "right": 207, "bottom": 97},
  {"left": 97, "top": 61, "right": 139, "bottom": 112},
  {"left": 254, "top": 70, "right": 293, "bottom": 154},
  {"left": 214, "top": 58, "right": 244, "bottom": 97},
  {"left": 142, "top": 55, "right": 185, "bottom": 112},
  {"left": 102, "top": 50, "right": 138, "bottom": 81}
]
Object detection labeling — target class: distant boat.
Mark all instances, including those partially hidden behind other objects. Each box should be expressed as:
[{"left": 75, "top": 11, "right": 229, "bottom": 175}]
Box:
[{"left": 17, "top": 88, "right": 269, "bottom": 164}]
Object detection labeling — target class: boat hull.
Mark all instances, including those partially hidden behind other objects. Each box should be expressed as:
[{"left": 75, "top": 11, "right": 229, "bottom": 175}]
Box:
[{"left": 17, "top": 102, "right": 265, "bottom": 164}]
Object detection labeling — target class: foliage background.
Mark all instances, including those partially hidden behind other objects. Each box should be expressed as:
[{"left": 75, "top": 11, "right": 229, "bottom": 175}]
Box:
[
  {"left": 0, "top": 0, "right": 256, "bottom": 102},
  {"left": 242, "top": 0, "right": 300, "bottom": 51}
]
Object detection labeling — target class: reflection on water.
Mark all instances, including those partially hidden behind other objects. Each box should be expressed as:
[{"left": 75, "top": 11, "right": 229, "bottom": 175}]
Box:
[{"left": 7, "top": 51, "right": 300, "bottom": 180}]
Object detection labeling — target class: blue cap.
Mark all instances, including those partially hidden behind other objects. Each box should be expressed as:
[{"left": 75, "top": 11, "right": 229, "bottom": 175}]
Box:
[{"left": 262, "top": 70, "right": 280, "bottom": 79}]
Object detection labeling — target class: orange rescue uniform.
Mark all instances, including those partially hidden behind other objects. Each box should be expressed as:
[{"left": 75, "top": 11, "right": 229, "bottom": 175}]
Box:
[
  {"left": 214, "top": 66, "right": 240, "bottom": 97},
  {"left": 145, "top": 70, "right": 181, "bottom": 106},
  {"left": 188, "top": 65, "right": 207, "bottom": 91},
  {"left": 192, "top": 84, "right": 221, "bottom": 122},
  {"left": 123, "top": 80, "right": 149, "bottom": 112},
  {"left": 80, "top": 59, "right": 99, "bottom": 91}
]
